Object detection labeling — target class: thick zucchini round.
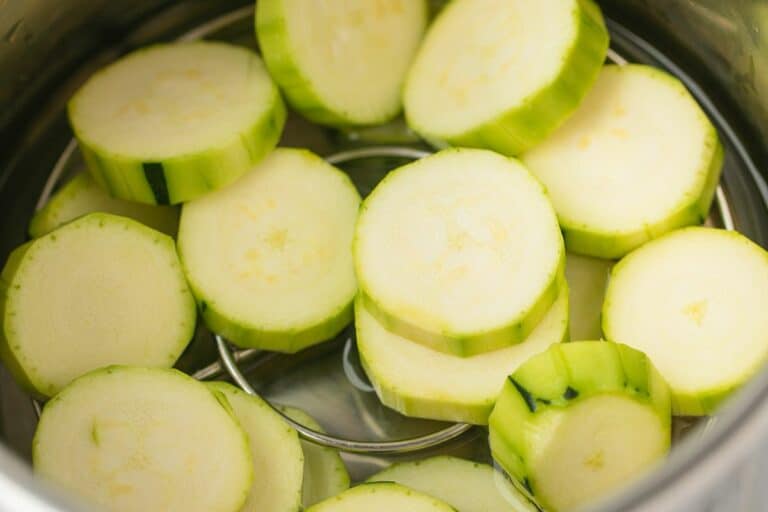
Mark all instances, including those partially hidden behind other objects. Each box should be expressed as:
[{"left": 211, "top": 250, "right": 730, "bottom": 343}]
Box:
[
  {"left": 0, "top": 213, "right": 196, "bottom": 397},
  {"left": 257, "top": 0, "right": 427, "bottom": 126},
  {"left": 404, "top": 0, "right": 608, "bottom": 155},
  {"left": 489, "top": 341, "right": 671, "bottom": 512},
  {"left": 68, "top": 41, "right": 285, "bottom": 204},
  {"left": 178, "top": 148, "right": 360, "bottom": 352},
  {"left": 355, "top": 148, "right": 564, "bottom": 356},
  {"left": 207, "top": 383, "right": 304, "bottom": 512},
  {"left": 33, "top": 367, "right": 253, "bottom": 512},
  {"left": 356, "top": 281, "right": 568, "bottom": 424},
  {"left": 603, "top": 227, "right": 768, "bottom": 415},
  {"left": 523, "top": 65, "right": 723, "bottom": 258}
]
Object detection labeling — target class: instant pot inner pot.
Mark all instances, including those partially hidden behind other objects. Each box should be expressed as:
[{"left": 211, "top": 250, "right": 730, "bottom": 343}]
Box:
[{"left": 1, "top": 2, "right": 767, "bottom": 511}]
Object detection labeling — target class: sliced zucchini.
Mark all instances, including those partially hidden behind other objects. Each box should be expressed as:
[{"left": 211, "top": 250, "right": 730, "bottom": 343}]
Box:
[
  {"left": 565, "top": 252, "right": 612, "bottom": 341},
  {"left": 256, "top": 0, "right": 427, "bottom": 126},
  {"left": 0, "top": 213, "right": 196, "bottom": 397},
  {"left": 489, "top": 341, "right": 671, "bottom": 512},
  {"left": 305, "top": 482, "right": 454, "bottom": 512},
  {"left": 367, "top": 456, "right": 538, "bottom": 512},
  {"left": 603, "top": 227, "right": 768, "bottom": 415},
  {"left": 207, "top": 383, "right": 304, "bottom": 512},
  {"left": 68, "top": 41, "right": 285, "bottom": 205},
  {"left": 29, "top": 172, "right": 179, "bottom": 238},
  {"left": 355, "top": 148, "right": 564, "bottom": 356},
  {"left": 404, "top": 0, "right": 608, "bottom": 155},
  {"left": 280, "top": 406, "right": 350, "bottom": 508},
  {"left": 355, "top": 281, "right": 568, "bottom": 424},
  {"left": 523, "top": 65, "right": 724, "bottom": 258},
  {"left": 33, "top": 367, "right": 253, "bottom": 512},
  {"left": 178, "top": 148, "right": 360, "bottom": 352}
]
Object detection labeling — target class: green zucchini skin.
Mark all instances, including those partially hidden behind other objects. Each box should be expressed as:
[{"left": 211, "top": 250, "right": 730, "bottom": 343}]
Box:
[
  {"left": 489, "top": 341, "right": 671, "bottom": 511},
  {"left": 76, "top": 94, "right": 285, "bottom": 205},
  {"left": 69, "top": 42, "right": 286, "bottom": 205}
]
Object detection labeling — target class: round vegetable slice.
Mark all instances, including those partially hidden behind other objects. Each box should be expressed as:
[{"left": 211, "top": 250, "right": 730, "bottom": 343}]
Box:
[
  {"left": 305, "top": 482, "right": 454, "bottom": 512},
  {"left": 0, "top": 213, "right": 196, "bottom": 397},
  {"left": 404, "top": 0, "right": 608, "bottom": 155},
  {"left": 489, "top": 341, "right": 671, "bottom": 512},
  {"left": 207, "top": 383, "right": 304, "bottom": 512},
  {"left": 29, "top": 172, "right": 179, "bottom": 238},
  {"left": 565, "top": 252, "right": 612, "bottom": 341},
  {"left": 33, "top": 367, "right": 253, "bottom": 512},
  {"left": 602, "top": 227, "right": 768, "bottom": 415},
  {"left": 367, "top": 456, "right": 538, "bottom": 512},
  {"left": 355, "top": 148, "right": 564, "bottom": 356},
  {"left": 178, "top": 148, "right": 360, "bottom": 352},
  {"left": 256, "top": 0, "right": 427, "bottom": 126},
  {"left": 523, "top": 64, "right": 724, "bottom": 258},
  {"left": 355, "top": 281, "right": 568, "bottom": 425},
  {"left": 280, "top": 406, "right": 350, "bottom": 508},
  {"left": 68, "top": 41, "right": 285, "bottom": 205}
]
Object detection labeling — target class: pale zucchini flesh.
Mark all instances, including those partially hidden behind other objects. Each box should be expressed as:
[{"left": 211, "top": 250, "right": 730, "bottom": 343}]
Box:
[
  {"left": 602, "top": 227, "right": 768, "bottom": 415},
  {"left": 256, "top": 0, "right": 427, "bottom": 126},
  {"left": 489, "top": 341, "right": 671, "bottom": 512},
  {"left": 279, "top": 406, "right": 350, "bottom": 508},
  {"left": 178, "top": 148, "right": 360, "bottom": 352},
  {"left": 207, "top": 383, "right": 304, "bottom": 512},
  {"left": 523, "top": 65, "right": 724, "bottom": 258},
  {"left": 367, "top": 456, "right": 538, "bottom": 512},
  {"left": 305, "top": 482, "right": 455, "bottom": 512},
  {"left": 355, "top": 148, "right": 564, "bottom": 356},
  {"left": 404, "top": 0, "right": 608, "bottom": 155},
  {"left": 355, "top": 281, "right": 568, "bottom": 425},
  {"left": 29, "top": 172, "right": 179, "bottom": 238},
  {"left": 33, "top": 367, "right": 253, "bottom": 512},
  {"left": 69, "top": 41, "right": 285, "bottom": 204},
  {"left": 0, "top": 213, "right": 196, "bottom": 397}
]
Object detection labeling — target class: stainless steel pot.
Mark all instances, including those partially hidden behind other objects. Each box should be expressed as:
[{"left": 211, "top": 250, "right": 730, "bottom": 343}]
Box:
[{"left": 1, "top": 1, "right": 768, "bottom": 511}]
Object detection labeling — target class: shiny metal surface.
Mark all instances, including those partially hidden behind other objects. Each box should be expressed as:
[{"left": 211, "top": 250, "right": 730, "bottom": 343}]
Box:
[{"left": 0, "top": 1, "right": 767, "bottom": 511}]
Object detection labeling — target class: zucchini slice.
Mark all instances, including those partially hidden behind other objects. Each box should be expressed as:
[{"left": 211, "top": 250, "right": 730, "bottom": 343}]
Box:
[
  {"left": 565, "top": 252, "right": 612, "bottom": 341},
  {"left": 0, "top": 213, "right": 196, "bottom": 397},
  {"left": 404, "top": 0, "right": 608, "bottom": 155},
  {"left": 207, "top": 383, "right": 304, "bottom": 512},
  {"left": 280, "top": 406, "right": 350, "bottom": 508},
  {"left": 178, "top": 148, "right": 360, "bottom": 352},
  {"left": 256, "top": 0, "right": 427, "bottom": 126},
  {"left": 367, "top": 456, "right": 538, "bottom": 512},
  {"left": 355, "top": 148, "right": 564, "bottom": 356},
  {"left": 523, "top": 65, "right": 724, "bottom": 258},
  {"left": 305, "top": 482, "right": 454, "bottom": 512},
  {"left": 29, "top": 172, "right": 179, "bottom": 238},
  {"left": 33, "top": 367, "right": 253, "bottom": 512},
  {"left": 489, "top": 341, "right": 671, "bottom": 512},
  {"left": 355, "top": 281, "right": 568, "bottom": 424},
  {"left": 68, "top": 41, "right": 285, "bottom": 205},
  {"left": 603, "top": 227, "right": 768, "bottom": 415}
]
